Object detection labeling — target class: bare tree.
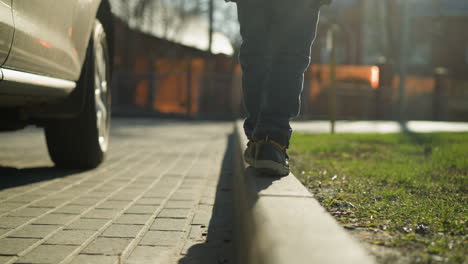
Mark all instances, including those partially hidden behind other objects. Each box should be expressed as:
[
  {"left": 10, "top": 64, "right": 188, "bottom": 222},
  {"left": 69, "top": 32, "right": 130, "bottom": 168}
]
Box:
[{"left": 131, "top": 0, "right": 239, "bottom": 49}]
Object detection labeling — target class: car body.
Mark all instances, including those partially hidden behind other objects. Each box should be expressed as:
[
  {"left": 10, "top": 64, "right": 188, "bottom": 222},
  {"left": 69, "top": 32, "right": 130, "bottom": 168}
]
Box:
[{"left": 0, "top": 0, "right": 114, "bottom": 169}]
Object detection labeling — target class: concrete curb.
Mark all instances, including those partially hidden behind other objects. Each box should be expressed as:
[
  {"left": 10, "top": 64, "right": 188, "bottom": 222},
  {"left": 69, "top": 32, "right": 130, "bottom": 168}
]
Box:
[{"left": 232, "top": 120, "right": 375, "bottom": 264}]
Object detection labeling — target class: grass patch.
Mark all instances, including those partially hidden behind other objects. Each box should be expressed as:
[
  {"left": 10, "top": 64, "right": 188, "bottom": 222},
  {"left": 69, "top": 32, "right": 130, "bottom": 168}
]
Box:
[{"left": 289, "top": 132, "right": 467, "bottom": 263}]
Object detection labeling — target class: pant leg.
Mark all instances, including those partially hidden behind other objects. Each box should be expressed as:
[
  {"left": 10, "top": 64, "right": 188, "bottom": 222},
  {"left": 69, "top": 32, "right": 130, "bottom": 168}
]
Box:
[
  {"left": 253, "top": 0, "right": 321, "bottom": 147},
  {"left": 236, "top": 0, "right": 271, "bottom": 141}
]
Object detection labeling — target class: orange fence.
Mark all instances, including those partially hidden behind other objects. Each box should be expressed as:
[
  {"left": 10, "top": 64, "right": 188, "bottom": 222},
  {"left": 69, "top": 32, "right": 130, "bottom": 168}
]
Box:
[
  {"left": 302, "top": 64, "right": 467, "bottom": 121},
  {"left": 113, "top": 57, "right": 241, "bottom": 119},
  {"left": 112, "top": 59, "right": 467, "bottom": 121}
]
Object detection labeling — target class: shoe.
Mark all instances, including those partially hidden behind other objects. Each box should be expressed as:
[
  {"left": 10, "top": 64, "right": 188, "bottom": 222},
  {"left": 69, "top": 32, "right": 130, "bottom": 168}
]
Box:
[
  {"left": 254, "top": 138, "right": 290, "bottom": 176},
  {"left": 244, "top": 141, "right": 256, "bottom": 166}
]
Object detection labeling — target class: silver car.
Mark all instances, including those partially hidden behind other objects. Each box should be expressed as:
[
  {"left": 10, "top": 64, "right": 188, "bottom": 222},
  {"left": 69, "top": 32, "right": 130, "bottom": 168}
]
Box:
[{"left": 0, "top": 0, "right": 113, "bottom": 169}]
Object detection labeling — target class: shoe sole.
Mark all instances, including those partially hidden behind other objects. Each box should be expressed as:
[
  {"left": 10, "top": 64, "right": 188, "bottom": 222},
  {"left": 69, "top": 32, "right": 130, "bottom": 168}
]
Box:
[{"left": 255, "top": 160, "right": 289, "bottom": 177}]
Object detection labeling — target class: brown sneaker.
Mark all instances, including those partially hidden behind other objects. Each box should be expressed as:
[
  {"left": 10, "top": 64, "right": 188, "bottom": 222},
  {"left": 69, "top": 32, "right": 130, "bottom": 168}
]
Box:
[
  {"left": 254, "top": 138, "right": 289, "bottom": 177},
  {"left": 244, "top": 141, "right": 256, "bottom": 167}
]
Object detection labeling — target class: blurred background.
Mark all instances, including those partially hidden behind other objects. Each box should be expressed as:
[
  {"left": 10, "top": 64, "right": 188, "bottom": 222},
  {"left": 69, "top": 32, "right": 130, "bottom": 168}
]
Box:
[{"left": 108, "top": 0, "right": 468, "bottom": 122}]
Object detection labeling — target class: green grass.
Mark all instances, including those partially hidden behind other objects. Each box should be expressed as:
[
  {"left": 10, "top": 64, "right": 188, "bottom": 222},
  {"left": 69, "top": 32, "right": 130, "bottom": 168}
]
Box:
[{"left": 289, "top": 132, "right": 468, "bottom": 263}]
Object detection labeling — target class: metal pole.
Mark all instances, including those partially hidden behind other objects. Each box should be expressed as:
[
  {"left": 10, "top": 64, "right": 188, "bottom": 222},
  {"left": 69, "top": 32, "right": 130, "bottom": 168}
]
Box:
[
  {"left": 397, "top": 0, "right": 410, "bottom": 121},
  {"left": 432, "top": 67, "right": 448, "bottom": 121},
  {"left": 329, "top": 25, "right": 338, "bottom": 134},
  {"left": 208, "top": 0, "right": 214, "bottom": 53},
  {"left": 148, "top": 71, "right": 156, "bottom": 111},
  {"left": 186, "top": 59, "right": 193, "bottom": 117}
]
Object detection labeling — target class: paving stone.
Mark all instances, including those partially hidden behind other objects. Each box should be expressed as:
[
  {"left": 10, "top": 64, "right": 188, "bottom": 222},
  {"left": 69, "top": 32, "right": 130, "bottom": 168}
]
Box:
[
  {"left": 188, "top": 225, "right": 208, "bottom": 241},
  {"left": 125, "top": 205, "right": 160, "bottom": 215},
  {"left": 171, "top": 162, "right": 193, "bottom": 175},
  {"left": 150, "top": 218, "right": 188, "bottom": 231},
  {"left": 83, "top": 179, "right": 105, "bottom": 184},
  {"left": 0, "top": 256, "right": 14, "bottom": 264},
  {"left": 30, "top": 199, "right": 64, "bottom": 208},
  {"left": 159, "top": 174, "right": 182, "bottom": 181},
  {"left": 181, "top": 178, "right": 205, "bottom": 186},
  {"left": 53, "top": 205, "right": 90, "bottom": 214},
  {"left": 101, "top": 224, "right": 143, "bottom": 238},
  {"left": 88, "top": 192, "right": 115, "bottom": 199},
  {"left": 108, "top": 192, "right": 139, "bottom": 201},
  {"left": 0, "top": 216, "right": 30, "bottom": 228},
  {"left": 134, "top": 198, "right": 163, "bottom": 205},
  {"left": 33, "top": 213, "right": 76, "bottom": 225},
  {"left": 44, "top": 230, "right": 96, "bottom": 245},
  {"left": 115, "top": 214, "right": 151, "bottom": 225},
  {"left": 0, "top": 238, "right": 39, "bottom": 255},
  {"left": 158, "top": 209, "right": 191, "bottom": 219},
  {"left": 144, "top": 188, "right": 172, "bottom": 198},
  {"left": 28, "top": 190, "right": 62, "bottom": 197},
  {"left": 69, "top": 198, "right": 102, "bottom": 205},
  {"left": 7, "top": 195, "right": 42, "bottom": 203},
  {"left": 65, "top": 219, "right": 109, "bottom": 230},
  {"left": 81, "top": 237, "right": 132, "bottom": 255},
  {"left": 179, "top": 181, "right": 205, "bottom": 188},
  {"left": 59, "top": 182, "right": 86, "bottom": 189},
  {"left": 7, "top": 207, "right": 50, "bottom": 217},
  {"left": 48, "top": 194, "right": 78, "bottom": 201},
  {"left": 132, "top": 178, "right": 155, "bottom": 185},
  {"left": 104, "top": 180, "right": 129, "bottom": 186},
  {"left": 94, "top": 186, "right": 119, "bottom": 193},
  {"left": 199, "top": 196, "right": 215, "bottom": 206},
  {"left": 4, "top": 186, "right": 32, "bottom": 194},
  {"left": 140, "top": 231, "right": 184, "bottom": 246},
  {"left": 16, "top": 245, "right": 77, "bottom": 263},
  {"left": 41, "top": 182, "right": 71, "bottom": 190},
  {"left": 95, "top": 201, "right": 130, "bottom": 209},
  {"left": 171, "top": 192, "right": 198, "bottom": 201},
  {"left": 192, "top": 205, "right": 214, "bottom": 225},
  {"left": 0, "top": 228, "right": 11, "bottom": 236},
  {"left": 0, "top": 190, "right": 15, "bottom": 199},
  {"left": 174, "top": 188, "right": 200, "bottom": 194},
  {"left": 82, "top": 209, "right": 120, "bottom": 219},
  {"left": 69, "top": 254, "right": 118, "bottom": 264},
  {"left": 165, "top": 200, "right": 195, "bottom": 209},
  {"left": 126, "top": 246, "right": 174, "bottom": 264},
  {"left": 0, "top": 202, "right": 25, "bottom": 213},
  {"left": 125, "top": 184, "right": 148, "bottom": 191},
  {"left": 8, "top": 224, "right": 60, "bottom": 238}
]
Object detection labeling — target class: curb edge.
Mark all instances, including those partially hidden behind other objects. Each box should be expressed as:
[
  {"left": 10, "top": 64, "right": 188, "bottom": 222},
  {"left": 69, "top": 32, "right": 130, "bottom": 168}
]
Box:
[{"left": 232, "top": 120, "right": 375, "bottom": 264}]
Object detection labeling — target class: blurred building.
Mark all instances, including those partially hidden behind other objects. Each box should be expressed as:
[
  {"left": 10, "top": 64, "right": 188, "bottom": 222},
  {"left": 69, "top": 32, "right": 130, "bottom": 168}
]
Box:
[
  {"left": 306, "top": 0, "right": 468, "bottom": 121},
  {"left": 315, "top": 0, "right": 468, "bottom": 78},
  {"left": 422, "top": 0, "right": 468, "bottom": 79},
  {"left": 105, "top": 0, "right": 241, "bottom": 119}
]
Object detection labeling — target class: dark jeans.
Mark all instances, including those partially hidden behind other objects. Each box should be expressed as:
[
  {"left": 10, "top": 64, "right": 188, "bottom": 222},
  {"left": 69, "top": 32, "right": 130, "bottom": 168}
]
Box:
[{"left": 237, "top": 0, "right": 321, "bottom": 147}]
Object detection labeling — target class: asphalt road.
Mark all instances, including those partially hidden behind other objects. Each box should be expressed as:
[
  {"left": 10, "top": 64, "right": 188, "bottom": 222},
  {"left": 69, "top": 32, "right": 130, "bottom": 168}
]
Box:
[{"left": 0, "top": 118, "right": 234, "bottom": 264}]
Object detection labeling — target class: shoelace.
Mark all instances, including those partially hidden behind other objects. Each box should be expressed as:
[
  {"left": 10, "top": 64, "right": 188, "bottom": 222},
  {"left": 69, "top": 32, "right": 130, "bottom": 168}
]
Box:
[{"left": 257, "top": 137, "right": 287, "bottom": 152}]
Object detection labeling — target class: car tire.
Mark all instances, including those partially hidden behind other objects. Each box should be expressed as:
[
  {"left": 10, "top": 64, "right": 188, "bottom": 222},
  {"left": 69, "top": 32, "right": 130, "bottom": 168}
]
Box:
[{"left": 45, "top": 19, "right": 111, "bottom": 169}]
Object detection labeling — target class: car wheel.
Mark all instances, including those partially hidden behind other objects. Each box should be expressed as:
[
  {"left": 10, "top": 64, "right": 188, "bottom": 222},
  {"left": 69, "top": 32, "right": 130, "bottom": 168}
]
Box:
[{"left": 45, "top": 19, "right": 111, "bottom": 169}]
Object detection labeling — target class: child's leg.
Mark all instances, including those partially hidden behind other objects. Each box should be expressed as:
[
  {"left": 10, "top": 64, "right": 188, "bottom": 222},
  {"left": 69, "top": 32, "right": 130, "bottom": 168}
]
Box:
[
  {"left": 254, "top": 0, "right": 321, "bottom": 147},
  {"left": 236, "top": 0, "right": 271, "bottom": 141}
]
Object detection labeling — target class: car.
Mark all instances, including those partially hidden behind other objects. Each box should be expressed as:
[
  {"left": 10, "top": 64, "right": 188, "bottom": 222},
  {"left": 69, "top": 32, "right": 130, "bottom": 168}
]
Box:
[{"left": 0, "top": 0, "right": 114, "bottom": 169}]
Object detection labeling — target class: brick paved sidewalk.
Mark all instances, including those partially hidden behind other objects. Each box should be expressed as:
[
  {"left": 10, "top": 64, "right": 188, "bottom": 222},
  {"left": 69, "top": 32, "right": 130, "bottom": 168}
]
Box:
[{"left": 0, "top": 118, "right": 234, "bottom": 264}]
